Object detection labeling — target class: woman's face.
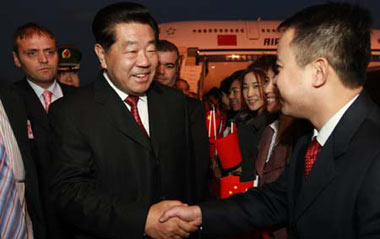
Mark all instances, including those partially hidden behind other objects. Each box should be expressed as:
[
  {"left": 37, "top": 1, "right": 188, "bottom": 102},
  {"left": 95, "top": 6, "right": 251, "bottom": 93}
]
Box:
[
  {"left": 242, "top": 72, "right": 265, "bottom": 112},
  {"left": 264, "top": 68, "right": 282, "bottom": 113}
]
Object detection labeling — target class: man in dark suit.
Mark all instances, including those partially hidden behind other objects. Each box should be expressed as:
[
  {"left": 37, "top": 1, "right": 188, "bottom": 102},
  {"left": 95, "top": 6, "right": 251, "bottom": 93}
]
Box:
[
  {"left": 49, "top": 2, "right": 196, "bottom": 239},
  {"left": 154, "top": 39, "right": 210, "bottom": 202},
  {"left": 0, "top": 82, "right": 47, "bottom": 238},
  {"left": 12, "top": 22, "right": 75, "bottom": 238},
  {"left": 161, "top": 3, "right": 380, "bottom": 238}
]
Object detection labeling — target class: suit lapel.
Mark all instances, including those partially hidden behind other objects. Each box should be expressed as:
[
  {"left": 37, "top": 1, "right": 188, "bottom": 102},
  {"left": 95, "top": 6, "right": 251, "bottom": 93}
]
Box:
[
  {"left": 288, "top": 134, "right": 308, "bottom": 221},
  {"left": 21, "top": 79, "right": 47, "bottom": 115},
  {"left": 93, "top": 74, "right": 151, "bottom": 150},
  {"left": 18, "top": 80, "right": 49, "bottom": 130},
  {"left": 293, "top": 91, "right": 372, "bottom": 220},
  {"left": 147, "top": 83, "right": 164, "bottom": 158},
  {"left": 294, "top": 137, "right": 336, "bottom": 220}
]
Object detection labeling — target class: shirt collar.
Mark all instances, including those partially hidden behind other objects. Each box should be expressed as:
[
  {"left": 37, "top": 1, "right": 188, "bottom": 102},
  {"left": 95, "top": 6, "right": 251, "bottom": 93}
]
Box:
[
  {"left": 313, "top": 94, "right": 359, "bottom": 146},
  {"left": 27, "top": 78, "right": 60, "bottom": 98},
  {"left": 103, "top": 71, "right": 147, "bottom": 102}
]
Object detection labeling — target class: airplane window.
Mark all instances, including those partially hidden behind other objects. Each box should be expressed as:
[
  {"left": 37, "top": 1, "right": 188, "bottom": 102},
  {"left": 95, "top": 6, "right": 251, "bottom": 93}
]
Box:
[
  {"left": 262, "top": 29, "right": 265, "bottom": 33},
  {"left": 209, "top": 29, "right": 212, "bottom": 33},
  {"left": 272, "top": 29, "right": 276, "bottom": 32},
  {"left": 235, "top": 29, "right": 239, "bottom": 33},
  {"left": 219, "top": 29, "right": 223, "bottom": 33},
  {"left": 198, "top": 29, "right": 202, "bottom": 33},
  {"left": 193, "top": 29, "right": 196, "bottom": 33},
  {"left": 203, "top": 29, "right": 207, "bottom": 33},
  {"left": 224, "top": 29, "right": 228, "bottom": 32},
  {"left": 240, "top": 29, "right": 244, "bottom": 33},
  {"left": 214, "top": 29, "right": 217, "bottom": 32},
  {"left": 230, "top": 29, "right": 234, "bottom": 32},
  {"left": 267, "top": 29, "right": 270, "bottom": 32}
]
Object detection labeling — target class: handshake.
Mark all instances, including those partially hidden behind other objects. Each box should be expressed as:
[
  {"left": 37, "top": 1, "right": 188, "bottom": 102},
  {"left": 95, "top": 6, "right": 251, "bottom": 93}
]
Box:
[{"left": 145, "top": 200, "right": 202, "bottom": 239}]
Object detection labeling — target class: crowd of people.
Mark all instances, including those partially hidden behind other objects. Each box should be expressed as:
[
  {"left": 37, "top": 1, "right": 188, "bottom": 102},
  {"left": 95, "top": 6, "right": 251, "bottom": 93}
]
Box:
[{"left": 0, "top": 1, "right": 380, "bottom": 239}]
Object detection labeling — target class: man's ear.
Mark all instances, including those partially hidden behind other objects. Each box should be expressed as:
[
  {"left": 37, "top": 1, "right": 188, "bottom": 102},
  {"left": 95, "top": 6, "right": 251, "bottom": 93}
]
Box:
[
  {"left": 13, "top": 51, "right": 22, "bottom": 68},
  {"left": 311, "top": 57, "right": 329, "bottom": 88},
  {"left": 94, "top": 44, "right": 107, "bottom": 69}
]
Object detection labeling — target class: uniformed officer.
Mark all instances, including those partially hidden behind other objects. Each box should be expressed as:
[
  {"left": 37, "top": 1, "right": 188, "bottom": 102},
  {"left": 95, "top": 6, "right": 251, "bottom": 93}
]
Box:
[{"left": 57, "top": 45, "right": 81, "bottom": 87}]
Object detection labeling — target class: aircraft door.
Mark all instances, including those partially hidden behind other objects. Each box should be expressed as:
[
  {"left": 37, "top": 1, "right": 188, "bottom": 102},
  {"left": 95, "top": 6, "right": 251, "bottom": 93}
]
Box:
[{"left": 245, "top": 21, "right": 260, "bottom": 40}]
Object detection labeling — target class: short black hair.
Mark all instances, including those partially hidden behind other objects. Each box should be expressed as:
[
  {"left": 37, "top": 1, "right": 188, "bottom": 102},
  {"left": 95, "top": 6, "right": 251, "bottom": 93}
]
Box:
[
  {"left": 157, "top": 40, "right": 180, "bottom": 65},
  {"left": 279, "top": 2, "right": 372, "bottom": 88},
  {"left": 92, "top": 2, "right": 159, "bottom": 52},
  {"left": 157, "top": 40, "right": 179, "bottom": 57},
  {"left": 249, "top": 55, "right": 278, "bottom": 75},
  {"left": 220, "top": 69, "right": 244, "bottom": 94},
  {"left": 13, "top": 22, "right": 56, "bottom": 54}
]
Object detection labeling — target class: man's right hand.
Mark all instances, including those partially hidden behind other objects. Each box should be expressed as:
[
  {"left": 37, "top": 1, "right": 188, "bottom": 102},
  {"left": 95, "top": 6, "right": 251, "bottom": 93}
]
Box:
[
  {"left": 145, "top": 201, "right": 198, "bottom": 239},
  {"left": 160, "top": 205, "right": 202, "bottom": 228}
]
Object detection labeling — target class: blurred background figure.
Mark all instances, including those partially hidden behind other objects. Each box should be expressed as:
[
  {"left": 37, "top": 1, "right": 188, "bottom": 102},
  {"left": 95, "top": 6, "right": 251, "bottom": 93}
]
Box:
[
  {"left": 57, "top": 45, "right": 81, "bottom": 87},
  {"left": 175, "top": 78, "right": 191, "bottom": 96},
  {"left": 227, "top": 69, "right": 245, "bottom": 113},
  {"left": 154, "top": 39, "right": 180, "bottom": 87},
  {"left": 219, "top": 75, "right": 232, "bottom": 117},
  {"left": 155, "top": 39, "right": 210, "bottom": 202}
]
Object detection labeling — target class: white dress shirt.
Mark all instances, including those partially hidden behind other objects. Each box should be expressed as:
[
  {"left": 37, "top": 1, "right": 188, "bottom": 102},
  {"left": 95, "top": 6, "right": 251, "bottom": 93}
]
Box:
[
  {"left": 103, "top": 72, "right": 150, "bottom": 136},
  {"left": 27, "top": 79, "right": 63, "bottom": 107},
  {"left": 313, "top": 95, "right": 359, "bottom": 146}
]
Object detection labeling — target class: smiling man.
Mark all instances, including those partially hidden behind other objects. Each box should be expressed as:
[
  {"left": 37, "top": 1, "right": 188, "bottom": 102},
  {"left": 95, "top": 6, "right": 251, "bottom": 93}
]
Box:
[
  {"left": 160, "top": 3, "right": 380, "bottom": 239},
  {"left": 49, "top": 2, "right": 197, "bottom": 239}
]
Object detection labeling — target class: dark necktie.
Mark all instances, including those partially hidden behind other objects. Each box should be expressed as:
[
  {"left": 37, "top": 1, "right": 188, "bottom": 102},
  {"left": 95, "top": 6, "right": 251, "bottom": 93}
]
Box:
[
  {"left": 125, "top": 96, "right": 149, "bottom": 137},
  {"left": 304, "top": 138, "right": 321, "bottom": 178},
  {"left": 0, "top": 137, "right": 27, "bottom": 238}
]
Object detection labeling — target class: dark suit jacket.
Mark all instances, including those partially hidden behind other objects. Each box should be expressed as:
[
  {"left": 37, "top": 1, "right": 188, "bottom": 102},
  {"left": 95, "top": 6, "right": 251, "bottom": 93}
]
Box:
[
  {"left": 186, "top": 97, "right": 210, "bottom": 202},
  {"left": 49, "top": 74, "right": 194, "bottom": 238},
  {"left": 0, "top": 82, "right": 47, "bottom": 239},
  {"left": 256, "top": 119, "right": 311, "bottom": 187},
  {"left": 201, "top": 91, "right": 380, "bottom": 239},
  {"left": 14, "top": 79, "right": 75, "bottom": 238},
  {"left": 238, "top": 112, "right": 277, "bottom": 182}
]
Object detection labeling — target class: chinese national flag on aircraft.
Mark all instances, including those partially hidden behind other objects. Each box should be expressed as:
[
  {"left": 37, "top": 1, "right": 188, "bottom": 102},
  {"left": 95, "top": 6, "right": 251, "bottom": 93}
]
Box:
[{"left": 217, "top": 35, "right": 237, "bottom": 46}]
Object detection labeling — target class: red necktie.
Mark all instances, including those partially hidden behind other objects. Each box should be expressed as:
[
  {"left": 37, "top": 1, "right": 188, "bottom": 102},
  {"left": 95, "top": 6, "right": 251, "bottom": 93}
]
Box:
[
  {"left": 304, "top": 138, "right": 321, "bottom": 178},
  {"left": 125, "top": 96, "right": 149, "bottom": 137},
  {"left": 42, "top": 90, "right": 52, "bottom": 112}
]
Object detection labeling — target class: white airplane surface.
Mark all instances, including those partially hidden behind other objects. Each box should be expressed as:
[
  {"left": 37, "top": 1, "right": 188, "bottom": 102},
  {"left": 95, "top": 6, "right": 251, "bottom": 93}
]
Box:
[{"left": 159, "top": 21, "right": 380, "bottom": 96}]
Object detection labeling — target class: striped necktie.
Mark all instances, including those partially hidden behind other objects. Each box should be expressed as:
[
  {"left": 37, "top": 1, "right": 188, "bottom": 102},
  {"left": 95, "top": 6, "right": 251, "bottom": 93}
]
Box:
[
  {"left": 125, "top": 96, "right": 149, "bottom": 137},
  {"left": 0, "top": 137, "right": 26, "bottom": 239}
]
